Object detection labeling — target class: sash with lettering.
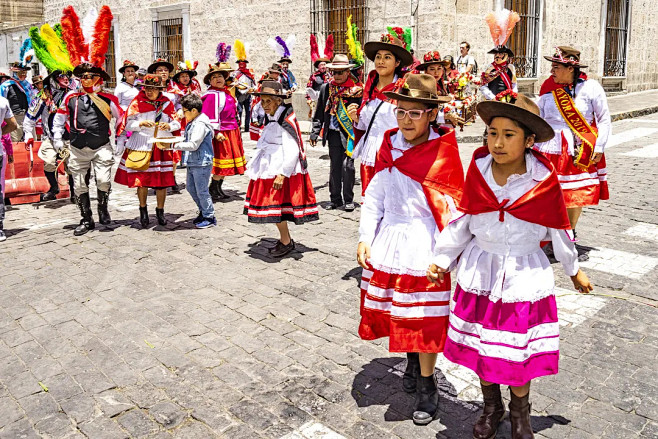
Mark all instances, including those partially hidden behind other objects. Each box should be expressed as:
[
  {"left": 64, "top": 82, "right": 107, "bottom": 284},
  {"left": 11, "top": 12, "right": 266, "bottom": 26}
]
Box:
[
  {"left": 374, "top": 127, "right": 465, "bottom": 230},
  {"left": 552, "top": 87, "right": 598, "bottom": 171},
  {"left": 459, "top": 146, "right": 571, "bottom": 230}
]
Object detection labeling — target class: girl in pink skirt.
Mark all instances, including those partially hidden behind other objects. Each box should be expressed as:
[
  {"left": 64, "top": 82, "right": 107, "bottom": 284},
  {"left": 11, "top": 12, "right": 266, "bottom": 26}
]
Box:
[{"left": 428, "top": 94, "right": 593, "bottom": 439}]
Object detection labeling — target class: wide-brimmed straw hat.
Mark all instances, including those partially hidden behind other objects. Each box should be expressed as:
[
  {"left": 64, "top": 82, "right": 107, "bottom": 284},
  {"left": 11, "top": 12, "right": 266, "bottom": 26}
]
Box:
[
  {"left": 251, "top": 80, "right": 288, "bottom": 98},
  {"left": 384, "top": 73, "right": 452, "bottom": 104},
  {"left": 147, "top": 58, "right": 174, "bottom": 74},
  {"left": 364, "top": 34, "right": 414, "bottom": 68},
  {"left": 325, "top": 54, "right": 355, "bottom": 70},
  {"left": 543, "top": 46, "right": 588, "bottom": 69},
  {"left": 203, "top": 63, "right": 233, "bottom": 85},
  {"left": 118, "top": 60, "right": 139, "bottom": 74},
  {"left": 416, "top": 50, "right": 451, "bottom": 71},
  {"left": 477, "top": 93, "right": 555, "bottom": 142}
]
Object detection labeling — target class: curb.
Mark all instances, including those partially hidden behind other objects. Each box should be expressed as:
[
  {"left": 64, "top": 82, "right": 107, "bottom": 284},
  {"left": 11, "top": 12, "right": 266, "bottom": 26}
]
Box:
[{"left": 611, "top": 105, "right": 658, "bottom": 122}]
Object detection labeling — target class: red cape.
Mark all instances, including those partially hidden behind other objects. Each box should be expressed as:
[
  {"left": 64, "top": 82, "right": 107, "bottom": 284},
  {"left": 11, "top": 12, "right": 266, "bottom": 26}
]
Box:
[
  {"left": 117, "top": 90, "right": 179, "bottom": 136},
  {"left": 459, "top": 146, "right": 571, "bottom": 229},
  {"left": 375, "top": 128, "right": 465, "bottom": 231},
  {"left": 539, "top": 72, "right": 588, "bottom": 96}
]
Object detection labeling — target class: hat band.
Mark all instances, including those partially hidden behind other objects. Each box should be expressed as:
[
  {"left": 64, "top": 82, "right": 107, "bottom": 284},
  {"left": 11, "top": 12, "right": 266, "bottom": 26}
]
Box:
[
  {"left": 261, "top": 87, "right": 282, "bottom": 95},
  {"left": 399, "top": 88, "right": 438, "bottom": 100}
]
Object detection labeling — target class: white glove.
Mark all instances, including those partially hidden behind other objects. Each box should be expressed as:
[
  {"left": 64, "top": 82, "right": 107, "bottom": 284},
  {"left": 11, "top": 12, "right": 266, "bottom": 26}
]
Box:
[
  {"left": 115, "top": 136, "right": 126, "bottom": 157},
  {"left": 53, "top": 139, "right": 64, "bottom": 151},
  {"left": 23, "top": 132, "right": 33, "bottom": 143}
]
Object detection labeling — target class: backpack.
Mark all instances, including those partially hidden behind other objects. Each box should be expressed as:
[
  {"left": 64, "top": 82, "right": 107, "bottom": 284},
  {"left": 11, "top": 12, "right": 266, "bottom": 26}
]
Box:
[{"left": 471, "top": 57, "right": 478, "bottom": 75}]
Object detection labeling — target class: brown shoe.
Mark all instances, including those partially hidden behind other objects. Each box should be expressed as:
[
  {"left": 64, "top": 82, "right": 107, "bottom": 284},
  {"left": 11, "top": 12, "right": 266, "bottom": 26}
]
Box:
[
  {"left": 509, "top": 390, "right": 534, "bottom": 439},
  {"left": 473, "top": 383, "right": 505, "bottom": 439}
]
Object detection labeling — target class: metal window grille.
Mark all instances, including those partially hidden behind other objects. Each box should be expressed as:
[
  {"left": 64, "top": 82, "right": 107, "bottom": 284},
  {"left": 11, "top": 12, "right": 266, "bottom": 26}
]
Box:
[
  {"left": 152, "top": 18, "right": 183, "bottom": 67},
  {"left": 604, "top": 0, "right": 630, "bottom": 77},
  {"left": 505, "top": 0, "right": 540, "bottom": 78},
  {"left": 310, "top": 0, "right": 368, "bottom": 63},
  {"left": 104, "top": 28, "right": 117, "bottom": 89}
]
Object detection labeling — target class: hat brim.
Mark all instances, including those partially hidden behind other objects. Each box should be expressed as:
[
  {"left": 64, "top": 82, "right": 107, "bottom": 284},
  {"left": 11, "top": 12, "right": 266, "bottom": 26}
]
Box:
[
  {"left": 416, "top": 60, "right": 451, "bottom": 71},
  {"left": 383, "top": 91, "right": 452, "bottom": 105},
  {"left": 314, "top": 58, "right": 330, "bottom": 67},
  {"left": 203, "top": 70, "right": 230, "bottom": 85},
  {"left": 543, "top": 56, "right": 588, "bottom": 69},
  {"left": 118, "top": 64, "right": 139, "bottom": 74},
  {"left": 363, "top": 42, "right": 414, "bottom": 68},
  {"left": 147, "top": 61, "right": 174, "bottom": 74},
  {"left": 73, "top": 65, "right": 111, "bottom": 82},
  {"left": 11, "top": 66, "right": 31, "bottom": 72},
  {"left": 325, "top": 63, "right": 355, "bottom": 70},
  {"left": 236, "top": 59, "right": 249, "bottom": 64},
  {"left": 251, "top": 91, "right": 288, "bottom": 98},
  {"left": 476, "top": 100, "right": 555, "bottom": 143},
  {"left": 173, "top": 70, "right": 198, "bottom": 81},
  {"left": 488, "top": 47, "right": 514, "bottom": 57},
  {"left": 279, "top": 58, "right": 292, "bottom": 64}
]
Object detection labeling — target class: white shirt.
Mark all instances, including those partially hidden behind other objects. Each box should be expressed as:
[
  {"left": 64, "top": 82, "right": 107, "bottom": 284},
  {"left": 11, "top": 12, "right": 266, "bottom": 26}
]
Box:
[
  {"left": 456, "top": 54, "right": 475, "bottom": 74},
  {"left": 0, "top": 96, "right": 14, "bottom": 157},
  {"left": 353, "top": 98, "right": 397, "bottom": 167},
  {"left": 433, "top": 152, "right": 579, "bottom": 303},
  {"left": 535, "top": 79, "right": 611, "bottom": 155},
  {"left": 114, "top": 81, "right": 140, "bottom": 111},
  {"left": 125, "top": 101, "right": 181, "bottom": 152}
]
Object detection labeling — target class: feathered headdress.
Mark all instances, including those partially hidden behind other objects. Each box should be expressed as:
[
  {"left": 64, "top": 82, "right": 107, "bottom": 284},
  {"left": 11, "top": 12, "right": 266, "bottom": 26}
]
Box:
[
  {"left": 310, "top": 34, "right": 334, "bottom": 64},
  {"left": 177, "top": 60, "right": 199, "bottom": 72},
  {"left": 386, "top": 26, "right": 413, "bottom": 51},
  {"left": 29, "top": 24, "right": 75, "bottom": 73},
  {"left": 235, "top": 39, "right": 250, "bottom": 63},
  {"left": 60, "top": 5, "right": 114, "bottom": 68},
  {"left": 267, "top": 34, "right": 296, "bottom": 61},
  {"left": 485, "top": 8, "right": 520, "bottom": 48},
  {"left": 19, "top": 39, "right": 35, "bottom": 69},
  {"left": 216, "top": 43, "right": 232, "bottom": 64},
  {"left": 346, "top": 15, "right": 364, "bottom": 66}
]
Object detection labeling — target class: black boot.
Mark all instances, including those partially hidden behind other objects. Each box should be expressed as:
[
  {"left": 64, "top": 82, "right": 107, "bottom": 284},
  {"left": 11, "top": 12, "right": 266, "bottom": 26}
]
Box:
[
  {"left": 171, "top": 180, "right": 181, "bottom": 194},
  {"left": 97, "top": 189, "right": 111, "bottom": 225},
  {"left": 209, "top": 180, "right": 220, "bottom": 202},
  {"left": 139, "top": 206, "right": 150, "bottom": 228},
  {"left": 509, "top": 390, "right": 534, "bottom": 439},
  {"left": 155, "top": 207, "right": 167, "bottom": 226},
  {"left": 473, "top": 383, "right": 506, "bottom": 439},
  {"left": 403, "top": 353, "right": 420, "bottom": 393},
  {"left": 41, "top": 171, "right": 60, "bottom": 201},
  {"left": 68, "top": 174, "right": 76, "bottom": 203},
  {"left": 74, "top": 193, "right": 95, "bottom": 236},
  {"left": 413, "top": 374, "right": 439, "bottom": 425},
  {"left": 217, "top": 179, "right": 230, "bottom": 200}
]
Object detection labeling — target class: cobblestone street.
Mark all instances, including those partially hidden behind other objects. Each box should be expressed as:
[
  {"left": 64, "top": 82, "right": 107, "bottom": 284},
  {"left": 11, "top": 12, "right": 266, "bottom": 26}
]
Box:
[{"left": 0, "top": 113, "right": 657, "bottom": 439}]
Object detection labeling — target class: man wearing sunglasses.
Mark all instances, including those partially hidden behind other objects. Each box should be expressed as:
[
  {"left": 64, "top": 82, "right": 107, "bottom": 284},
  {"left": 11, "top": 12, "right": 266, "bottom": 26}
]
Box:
[
  {"left": 309, "top": 54, "right": 363, "bottom": 212},
  {"left": 479, "top": 46, "right": 518, "bottom": 101},
  {"left": 52, "top": 63, "right": 123, "bottom": 236}
]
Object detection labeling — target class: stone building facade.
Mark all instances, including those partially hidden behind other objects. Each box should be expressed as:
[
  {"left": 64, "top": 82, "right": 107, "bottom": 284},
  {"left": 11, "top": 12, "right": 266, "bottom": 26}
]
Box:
[{"left": 3, "top": 0, "right": 653, "bottom": 98}]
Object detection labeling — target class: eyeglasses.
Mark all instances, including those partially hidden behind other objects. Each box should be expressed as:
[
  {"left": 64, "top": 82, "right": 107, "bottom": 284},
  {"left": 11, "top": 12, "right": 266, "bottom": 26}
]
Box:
[
  {"left": 81, "top": 74, "right": 99, "bottom": 79},
  {"left": 394, "top": 107, "right": 433, "bottom": 120},
  {"left": 144, "top": 86, "right": 160, "bottom": 92},
  {"left": 155, "top": 68, "right": 169, "bottom": 73}
]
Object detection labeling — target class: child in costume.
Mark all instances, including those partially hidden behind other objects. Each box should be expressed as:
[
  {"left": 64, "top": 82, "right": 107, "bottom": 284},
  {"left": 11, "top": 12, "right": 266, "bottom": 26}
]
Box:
[
  {"left": 428, "top": 94, "right": 593, "bottom": 439},
  {"left": 356, "top": 73, "right": 464, "bottom": 425}
]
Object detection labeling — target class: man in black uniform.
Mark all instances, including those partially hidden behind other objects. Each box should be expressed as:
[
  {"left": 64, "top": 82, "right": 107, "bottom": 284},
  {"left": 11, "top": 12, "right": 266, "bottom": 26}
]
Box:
[{"left": 0, "top": 62, "right": 34, "bottom": 143}]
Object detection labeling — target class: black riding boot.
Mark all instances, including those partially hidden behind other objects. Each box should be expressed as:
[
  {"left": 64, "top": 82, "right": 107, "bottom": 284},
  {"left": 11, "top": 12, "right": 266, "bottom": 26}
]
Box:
[
  {"left": 139, "top": 206, "right": 150, "bottom": 228},
  {"left": 41, "top": 171, "right": 60, "bottom": 201},
  {"left": 403, "top": 353, "right": 420, "bottom": 393},
  {"left": 97, "top": 189, "right": 111, "bottom": 225},
  {"left": 413, "top": 374, "right": 439, "bottom": 425},
  {"left": 155, "top": 207, "right": 167, "bottom": 226},
  {"left": 74, "top": 192, "right": 95, "bottom": 236},
  {"left": 68, "top": 174, "right": 76, "bottom": 203},
  {"left": 217, "top": 179, "right": 229, "bottom": 199},
  {"left": 209, "top": 180, "right": 220, "bottom": 202}
]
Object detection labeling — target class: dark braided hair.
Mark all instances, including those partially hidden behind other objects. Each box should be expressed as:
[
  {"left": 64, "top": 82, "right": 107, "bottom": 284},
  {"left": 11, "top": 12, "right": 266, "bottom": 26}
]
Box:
[{"left": 570, "top": 66, "right": 581, "bottom": 97}]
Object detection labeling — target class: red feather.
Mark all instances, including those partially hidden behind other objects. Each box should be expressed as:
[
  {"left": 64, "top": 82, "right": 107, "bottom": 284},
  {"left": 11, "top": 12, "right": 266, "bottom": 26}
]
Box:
[
  {"left": 61, "top": 6, "right": 88, "bottom": 66},
  {"left": 324, "top": 34, "right": 334, "bottom": 60},
  {"left": 90, "top": 6, "right": 114, "bottom": 68},
  {"left": 310, "top": 34, "right": 319, "bottom": 63}
]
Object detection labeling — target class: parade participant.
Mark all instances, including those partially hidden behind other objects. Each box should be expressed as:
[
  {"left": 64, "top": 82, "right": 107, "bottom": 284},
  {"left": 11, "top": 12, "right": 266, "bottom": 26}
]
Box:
[
  {"left": 24, "top": 71, "right": 74, "bottom": 201},
  {"left": 170, "top": 94, "right": 216, "bottom": 228},
  {"left": 415, "top": 50, "right": 465, "bottom": 128},
  {"left": 357, "top": 74, "right": 463, "bottom": 425},
  {"left": 268, "top": 35, "right": 297, "bottom": 91},
  {"left": 171, "top": 61, "right": 202, "bottom": 105},
  {"left": 443, "top": 55, "right": 460, "bottom": 92},
  {"left": 350, "top": 33, "right": 413, "bottom": 196},
  {"left": 53, "top": 5, "right": 122, "bottom": 236},
  {"left": 456, "top": 41, "right": 476, "bottom": 74},
  {"left": 136, "top": 68, "right": 147, "bottom": 86},
  {"left": 233, "top": 40, "right": 256, "bottom": 132},
  {"left": 31, "top": 75, "right": 44, "bottom": 99},
  {"left": 310, "top": 54, "right": 363, "bottom": 212},
  {"left": 535, "top": 46, "right": 610, "bottom": 253},
  {"left": 428, "top": 94, "right": 593, "bottom": 439},
  {"left": 0, "top": 95, "right": 17, "bottom": 242},
  {"left": 202, "top": 62, "right": 246, "bottom": 201},
  {"left": 480, "top": 9, "right": 519, "bottom": 101},
  {"left": 346, "top": 14, "right": 366, "bottom": 84},
  {"left": 0, "top": 59, "right": 34, "bottom": 142},
  {"left": 244, "top": 81, "right": 319, "bottom": 257},
  {"left": 114, "top": 60, "right": 140, "bottom": 110},
  {"left": 114, "top": 74, "right": 180, "bottom": 228},
  {"left": 306, "top": 34, "right": 333, "bottom": 118}
]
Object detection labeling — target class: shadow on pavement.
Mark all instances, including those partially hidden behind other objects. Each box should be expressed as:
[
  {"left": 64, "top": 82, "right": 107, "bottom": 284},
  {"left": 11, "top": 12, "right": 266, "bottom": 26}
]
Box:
[
  {"left": 351, "top": 357, "right": 571, "bottom": 438},
  {"left": 245, "top": 238, "right": 318, "bottom": 262}
]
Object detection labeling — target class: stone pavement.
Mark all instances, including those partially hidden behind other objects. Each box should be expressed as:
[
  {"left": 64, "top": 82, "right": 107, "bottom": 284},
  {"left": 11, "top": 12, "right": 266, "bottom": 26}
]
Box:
[{"left": 0, "top": 113, "right": 657, "bottom": 438}]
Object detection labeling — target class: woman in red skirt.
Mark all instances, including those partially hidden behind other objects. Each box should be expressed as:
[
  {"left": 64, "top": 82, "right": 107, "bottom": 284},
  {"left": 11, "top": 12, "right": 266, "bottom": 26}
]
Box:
[
  {"left": 115, "top": 74, "right": 181, "bottom": 227},
  {"left": 201, "top": 62, "right": 246, "bottom": 201},
  {"left": 244, "top": 81, "right": 318, "bottom": 258}
]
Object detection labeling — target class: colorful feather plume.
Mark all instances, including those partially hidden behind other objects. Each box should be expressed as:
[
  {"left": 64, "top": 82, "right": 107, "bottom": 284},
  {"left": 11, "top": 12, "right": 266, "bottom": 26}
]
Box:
[
  {"left": 177, "top": 60, "right": 198, "bottom": 71},
  {"left": 60, "top": 5, "right": 115, "bottom": 69},
  {"left": 52, "top": 24, "right": 70, "bottom": 56},
  {"left": 19, "top": 39, "right": 34, "bottom": 68},
  {"left": 275, "top": 36, "right": 290, "bottom": 58},
  {"left": 387, "top": 26, "right": 412, "bottom": 50},
  {"left": 235, "top": 39, "right": 247, "bottom": 61},
  {"left": 346, "top": 15, "right": 364, "bottom": 65},
  {"left": 61, "top": 6, "right": 88, "bottom": 66},
  {"left": 485, "top": 8, "right": 520, "bottom": 47},
  {"left": 216, "top": 43, "right": 231, "bottom": 63},
  {"left": 81, "top": 8, "right": 98, "bottom": 46},
  {"left": 310, "top": 34, "right": 320, "bottom": 63},
  {"left": 267, "top": 34, "right": 295, "bottom": 59},
  {"left": 90, "top": 6, "right": 113, "bottom": 67},
  {"left": 324, "top": 34, "right": 334, "bottom": 60},
  {"left": 30, "top": 25, "right": 74, "bottom": 73}
]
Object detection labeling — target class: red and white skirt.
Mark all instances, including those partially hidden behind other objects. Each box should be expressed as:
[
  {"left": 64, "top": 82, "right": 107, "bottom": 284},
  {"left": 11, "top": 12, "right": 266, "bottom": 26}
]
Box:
[
  {"left": 243, "top": 172, "right": 319, "bottom": 225},
  {"left": 541, "top": 134, "right": 609, "bottom": 208},
  {"left": 115, "top": 147, "right": 175, "bottom": 189},
  {"left": 359, "top": 163, "right": 376, "bottom": 198},
  {"left": 212, "top": 127, "right": 247, "bottom": 176}
]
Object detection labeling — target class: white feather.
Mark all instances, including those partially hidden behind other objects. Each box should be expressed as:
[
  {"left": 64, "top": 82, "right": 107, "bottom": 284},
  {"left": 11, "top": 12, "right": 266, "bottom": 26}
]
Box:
[
  {"left": 285, "top": 34, "right": 296, "bottom": 55},
  {"left": 244, "top": 42, "right": 250, "bottom": 59},
  {"left": 22, "top": 49, "right": 35, "bottom": 66},
  {"left": 267, "top": 38, "right": 285, "bottom": 57},
  {"left": 81, "top": 7, "right": 98, "bottom": 50}
]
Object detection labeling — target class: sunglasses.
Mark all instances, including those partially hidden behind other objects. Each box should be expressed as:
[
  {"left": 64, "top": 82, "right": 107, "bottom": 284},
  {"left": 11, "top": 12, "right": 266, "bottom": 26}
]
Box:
[
  {"left": 81, "top": 74, "right": 99, "bottom": 79},
  {"left": 394, "top": 107, "right": 433, "bottom": 120}
]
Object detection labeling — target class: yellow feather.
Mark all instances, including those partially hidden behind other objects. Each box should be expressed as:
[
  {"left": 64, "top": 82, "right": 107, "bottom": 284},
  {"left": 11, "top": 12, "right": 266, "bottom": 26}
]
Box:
[
  {"left": 41, "top": 24, "right": 73, "bottom": 71},
  {"left": 235, "top": 39, "right": 247, "bottom": 61},
  {"left": 186, "top": 60, "right": 192, "bottom": 70}
]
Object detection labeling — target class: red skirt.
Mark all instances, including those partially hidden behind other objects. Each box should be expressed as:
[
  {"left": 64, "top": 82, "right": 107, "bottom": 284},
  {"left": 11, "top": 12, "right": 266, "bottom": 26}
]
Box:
[
  {"left": 212, "top": 127, "right": 247, "bottom": 176},
  {"left": 360, "top": 163, "right": 376, "bottom": 197},
  {"left": 243, "top": 172, "right": 319, "bottom": 225},
  {"left": 114, "top": 147, "right": 175, "bottom": 189},
  {"left": 542, "top": 134, "right": 609, "bottom": 208},
  {"left": 359, "top": 267, "right": 451, "bottom": 353}
]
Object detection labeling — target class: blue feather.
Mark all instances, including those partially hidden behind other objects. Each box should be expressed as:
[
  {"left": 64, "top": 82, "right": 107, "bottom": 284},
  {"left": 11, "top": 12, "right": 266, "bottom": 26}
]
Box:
[
  {"left": 275, "top": 36, "right": 290, "bottom": 58},
  {"left": 19, "top": 39, "right": 32, "bottom": 66}
]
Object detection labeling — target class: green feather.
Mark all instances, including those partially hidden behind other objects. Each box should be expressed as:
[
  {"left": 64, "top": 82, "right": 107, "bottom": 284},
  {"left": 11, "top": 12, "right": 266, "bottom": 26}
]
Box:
[
  {"left": 52, "top": 24, "right": 70, "bottom": 56},
  {"left": 403, "top": 27, "right": 413, "bottom": 51}
]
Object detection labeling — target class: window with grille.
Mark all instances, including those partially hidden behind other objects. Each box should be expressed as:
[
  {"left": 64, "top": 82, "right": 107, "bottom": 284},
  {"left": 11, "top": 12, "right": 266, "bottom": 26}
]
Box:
[
  {"left": 152, "top": 17, "right": 183, "bottom": 68},
  {"left": 604, "top": 0, "right": 630, "bottom": 77},
  {"left": 505, "top": 0, "right": 541, "bottom": 78},
  {"left": 104, "top": 28, "right": 117, "bottom": 89},
  {"left": 310, "top": 0, "right": 368, "bottom": 63}
]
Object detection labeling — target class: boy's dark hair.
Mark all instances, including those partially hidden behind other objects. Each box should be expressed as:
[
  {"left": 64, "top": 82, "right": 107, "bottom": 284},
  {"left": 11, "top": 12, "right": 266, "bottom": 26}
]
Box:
[
  {"left": 181, "top": 94, "right": 203, "bottom": 113},
  {"left": 461, "top": 41, "right": 470, "bottom": 50}
]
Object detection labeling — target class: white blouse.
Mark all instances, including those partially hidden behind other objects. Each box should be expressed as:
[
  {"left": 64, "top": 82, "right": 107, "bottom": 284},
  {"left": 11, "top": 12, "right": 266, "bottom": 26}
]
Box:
[
  {"left": 535, "top": 79, "right": 611, "bottom": 155},
  {"left": 353, "top": 98, "right": 397, "bottom": 167},
  {"left": 125, "top": 101, "right": 181, "bottom": 152},
  {"left": 432, "top": 152, "right": 579, "bottom": 303},
  {"left": 246, "top": 106, "right": 303, "bottom": 180},
  {"left": 114, "top": 81, "right": 139, "bottom": 111},
  {"left": 359, "top": 130, "right": 458, "bottom": 277}
]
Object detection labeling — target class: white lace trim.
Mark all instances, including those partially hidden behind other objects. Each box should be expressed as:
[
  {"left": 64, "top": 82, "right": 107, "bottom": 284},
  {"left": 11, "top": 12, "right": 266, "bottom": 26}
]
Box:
[
  {"left": 370, "top": 262, "right": 428, "bottom": 278},
  {"left": 458, "top": 284, "right": 555, "bottom": 304}
]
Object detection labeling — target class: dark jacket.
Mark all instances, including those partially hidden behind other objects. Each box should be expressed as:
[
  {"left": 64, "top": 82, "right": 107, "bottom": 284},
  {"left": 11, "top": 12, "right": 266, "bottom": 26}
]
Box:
[
  {"left": 67, "top": 94, "right": 112, "bottom": 150},
  {"left": 310, "top": 82, "right": 363, "bottom": 146}
]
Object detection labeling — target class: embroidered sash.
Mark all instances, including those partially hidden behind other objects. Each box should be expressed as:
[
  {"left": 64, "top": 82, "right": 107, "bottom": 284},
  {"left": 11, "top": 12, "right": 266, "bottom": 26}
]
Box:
[
  {"left": 552, "top": 87, "right": 597, "bottom": 170},
  {"left": 336, "top": 99, "right": 355, "bottom": 157}
]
